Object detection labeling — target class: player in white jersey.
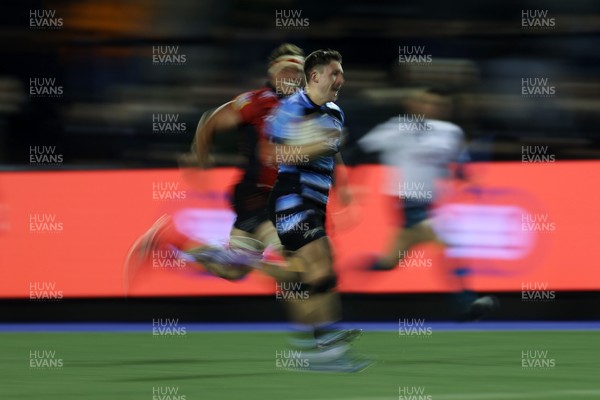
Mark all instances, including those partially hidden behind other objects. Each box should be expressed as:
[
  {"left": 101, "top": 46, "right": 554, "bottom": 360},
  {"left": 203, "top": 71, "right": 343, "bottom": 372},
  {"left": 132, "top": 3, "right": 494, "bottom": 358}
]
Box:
[{"left": 359, "top": 87, "right": 498, "bottom": 319}]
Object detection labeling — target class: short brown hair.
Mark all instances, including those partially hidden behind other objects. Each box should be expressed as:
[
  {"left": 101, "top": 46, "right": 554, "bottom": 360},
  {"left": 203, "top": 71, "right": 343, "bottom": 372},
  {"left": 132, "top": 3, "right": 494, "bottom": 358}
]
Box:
[
  {"left": 268, "top": 43, "right": 304, "bottom": 64},
  {"left": 304, "top": 49, "right": 342, "bottom": 77}
]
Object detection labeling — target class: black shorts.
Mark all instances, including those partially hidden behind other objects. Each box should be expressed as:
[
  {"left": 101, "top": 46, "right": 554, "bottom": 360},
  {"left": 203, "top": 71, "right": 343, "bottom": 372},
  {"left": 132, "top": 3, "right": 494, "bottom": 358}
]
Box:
[
  {"left": 269, "top": 179, "right": 327, "bottom": 252},
  {"left": 401, "top": 198, "right": 432, "bottom": 228},
  {"left": 230, "top": 182, "right": 270, "bottom": 234}
]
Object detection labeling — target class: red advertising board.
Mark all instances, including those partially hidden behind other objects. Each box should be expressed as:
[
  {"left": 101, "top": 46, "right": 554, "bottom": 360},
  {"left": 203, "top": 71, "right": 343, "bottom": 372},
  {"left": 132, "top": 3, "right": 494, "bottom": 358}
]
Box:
[{"left": 0, "top": 162, "right": 596, "bottom": 298}]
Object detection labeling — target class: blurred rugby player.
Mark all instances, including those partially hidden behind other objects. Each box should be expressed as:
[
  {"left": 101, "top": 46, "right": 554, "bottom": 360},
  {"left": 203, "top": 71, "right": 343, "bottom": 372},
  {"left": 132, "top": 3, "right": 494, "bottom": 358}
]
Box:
[
  {"left": 266, "top": 49, "right": 371, "bottom": 372},
  {"left": 126, "top": 44, "right": 305, "bottom": 285},
  {"left": 359, "top": 87, "right": 498, "bottom": 319}
]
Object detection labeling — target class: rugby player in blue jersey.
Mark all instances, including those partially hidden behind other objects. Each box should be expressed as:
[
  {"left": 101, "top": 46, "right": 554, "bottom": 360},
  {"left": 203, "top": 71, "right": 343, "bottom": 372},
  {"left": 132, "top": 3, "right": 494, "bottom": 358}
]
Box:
[{"left": 265, "top": 49, "right": 371, "bottom": 372}]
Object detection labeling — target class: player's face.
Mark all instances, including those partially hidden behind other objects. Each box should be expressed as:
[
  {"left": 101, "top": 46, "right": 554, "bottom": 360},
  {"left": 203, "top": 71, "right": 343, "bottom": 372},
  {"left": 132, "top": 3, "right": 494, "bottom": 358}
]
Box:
[
  {"left": 319, "top": 61, "right": 344, "bottom": 102},
  {"left": 273, "top": 66, "right": 304, "bottom": 96}
]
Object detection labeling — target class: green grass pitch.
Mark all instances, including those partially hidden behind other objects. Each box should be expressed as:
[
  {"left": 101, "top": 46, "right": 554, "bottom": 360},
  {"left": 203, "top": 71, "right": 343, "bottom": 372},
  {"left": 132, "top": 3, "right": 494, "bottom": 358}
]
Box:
[{"left": 3, "top": 330, "right": 599, "bottom": 399}]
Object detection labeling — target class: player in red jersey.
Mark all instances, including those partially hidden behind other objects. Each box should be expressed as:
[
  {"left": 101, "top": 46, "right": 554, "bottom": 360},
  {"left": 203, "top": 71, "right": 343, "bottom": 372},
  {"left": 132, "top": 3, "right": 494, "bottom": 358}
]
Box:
[
  {"left": 125, "top": 44, "right": 305, "bottom": 287},
  {"left": 188, "top": 43, "right": 306, "bottom": 279}
]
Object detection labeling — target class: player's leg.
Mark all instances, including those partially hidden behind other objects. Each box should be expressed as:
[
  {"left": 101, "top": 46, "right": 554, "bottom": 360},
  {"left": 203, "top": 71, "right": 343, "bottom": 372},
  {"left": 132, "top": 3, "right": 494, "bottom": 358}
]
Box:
[
  {"left": 197, "top": 187, "right": 307, "bottom": 281},
  {"left": 124, "top": 214, "right": 209, "bottom": 292},
  {"left": 293, "top": 237, "right": 344, "bottom": 337},
  {"left": 186, "top": 212, "right": 298, "bottom": 281},
  {"left": 370, "top": 199, "right": 436, "bottom": 270},
  {"left": 272, "top": 201, "right": 365, "bottom": 364},
  {"left": 280, "top": 237, "right": 338, "bottom": 322},
  {"left": 400, "top": 218, "right": 499, "bottom": 319},
  {"left": 289, "top": 235, "right": 370, "bottom": 371},
  {"left": 372, "top": 226, "right": 420, "bottom": 270},
  {"left": 439, "top": 242, "right": 500, "bottom": 320},
  {"left": 219, "top": 226, "right": 267, "bottom": 280},
  {"left": 415, "top": 215, "right": 500, "bottom": 319},
  {"left": 269, "top": 203, "right": 338, "bottom": 330},
  {"left": 186, "top": 183, "right": 266, "bottom": 280},
  {"left": 252, "top": 220, "right": 280, "bottom": 249},
  {"left": 185, "top": 225, "right": 261, "bottom": 281},
  {"left": 249, "top": 220, "right": 306, "bottom": 280}
]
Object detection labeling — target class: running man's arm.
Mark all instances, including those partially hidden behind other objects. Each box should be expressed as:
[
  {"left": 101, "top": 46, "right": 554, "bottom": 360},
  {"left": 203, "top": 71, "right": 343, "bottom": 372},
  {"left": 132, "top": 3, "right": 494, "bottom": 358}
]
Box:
[
  {"left": 267, "top": 111, "right": 342, "bottom": 163},
  {"left": 281, "top": 130, "right": 341, "bottom": 161},
  {"left": 193, "top": 101, "right": 242, "bottom": 168}
]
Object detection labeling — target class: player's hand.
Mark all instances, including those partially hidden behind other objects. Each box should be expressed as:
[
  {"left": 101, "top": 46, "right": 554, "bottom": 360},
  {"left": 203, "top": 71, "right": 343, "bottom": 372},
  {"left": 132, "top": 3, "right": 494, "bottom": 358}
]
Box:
[
  {"left": 197, "top": 152, "right": 215, "bottom": 169},
  {"left": 177, "top": 152, "right": 214, "bottom": 169},
  {"left": 177, "top": 152, "right": 197, "bottom": 168}
]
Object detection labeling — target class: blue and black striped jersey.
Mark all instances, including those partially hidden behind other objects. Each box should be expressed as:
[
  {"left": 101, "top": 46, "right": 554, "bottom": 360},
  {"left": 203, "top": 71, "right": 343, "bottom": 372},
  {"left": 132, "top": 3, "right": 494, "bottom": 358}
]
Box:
[{"left": 266, "top": 90, "right": 344, "bottom": 206}]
